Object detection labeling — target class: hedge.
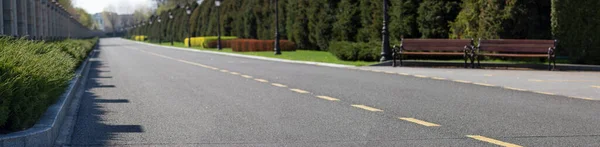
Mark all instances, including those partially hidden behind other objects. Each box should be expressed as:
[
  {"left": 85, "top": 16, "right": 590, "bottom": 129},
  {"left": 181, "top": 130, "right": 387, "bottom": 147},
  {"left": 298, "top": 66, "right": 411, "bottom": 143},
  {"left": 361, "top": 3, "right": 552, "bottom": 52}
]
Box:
[
  {"left": 132, "top": 35, "right": 148, "bottom": 41},
  {"left": 0, "top": 37, "right": 98, "bottom": 133},
  {"left": 328, "top": 41, "right": 380, "bottom": 61},
  {"left": 183, "top": 36, "right": 237, "bottom": 48},
  {"left": 551, "top": 0, "right": 600, "bottom": 64},
  {"left": 229, "top": 39, "right": 296, "bottom": 52}
]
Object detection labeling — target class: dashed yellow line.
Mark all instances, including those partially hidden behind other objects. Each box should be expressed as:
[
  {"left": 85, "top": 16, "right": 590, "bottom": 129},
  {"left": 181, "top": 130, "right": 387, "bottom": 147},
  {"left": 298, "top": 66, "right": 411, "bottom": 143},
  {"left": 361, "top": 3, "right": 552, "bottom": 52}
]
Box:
[
  {"left": 431, "top": 77, "right": 446, "bottom": 80},
  {"left": 533, "top": 91, "right": 555, "bottom": 95},
  {"left": 591, "top": 85, "right": 600, "bottom": 89},
  {"left": 384, "top": 71, "right": 396, "bottom": 74},
  {"left": 271, "top": 83, "right": 288, "bottom": 88},
  {"left": 503, "top": 87, "right": 527, "bottom": 91},
  {"left": 414, "top": 75, "right": 429, "bottom": 78},
  {"left": 241, "top": 75, "right": 253, "bottom": 78},
  {"left": 351, "top": 104, "right": 383, "bottom": 112},
  {"left": 316, "top": 96, "right": 340, "bottom": 101},
  {"left": 398, "top": 117, "right": 441, "bottom": 127},
  {"left": 397, "top": 73, "right": 410, "bottom": 76},
  {"left": 570, "top": 96, "right": 595, "bottom": 100},
  {"left": 230, "top": 72, "right": 240, "bottom": 75},
  {"left": 528, "top": 79, "right": 544, "bottom": 82},
  {"left": 473, "top": 83, "right": 495, "bottom": 87},
  {"left": 290, "top": 88, "right": 310, "bottom": 94},
  {"left": 371, "top": 70, "right": 384, "bottom": 73},
  {"left": 453, "top": 80, "right": 472, "bottom": 84},
  {"left": 484, "top": 74, "right": 493, "bottom": 77},
  {"left": 254, "top": 79, "right": 269, "bottom": 83},
  {"left": 466, "top": 135, "right": 522, "bottom": 147}
]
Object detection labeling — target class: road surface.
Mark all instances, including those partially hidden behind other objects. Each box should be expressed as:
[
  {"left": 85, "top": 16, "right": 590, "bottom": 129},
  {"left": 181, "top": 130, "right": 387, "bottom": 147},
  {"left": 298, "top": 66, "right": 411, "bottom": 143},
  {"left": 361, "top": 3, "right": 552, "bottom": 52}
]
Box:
[{"left": 68, "top": 38, "right": 600, "bottom": 146}]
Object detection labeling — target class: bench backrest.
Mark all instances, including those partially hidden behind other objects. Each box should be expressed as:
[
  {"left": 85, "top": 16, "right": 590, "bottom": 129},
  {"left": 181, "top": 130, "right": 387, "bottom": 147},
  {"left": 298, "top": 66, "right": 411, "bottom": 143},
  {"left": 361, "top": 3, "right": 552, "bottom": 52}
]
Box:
[
  {"left": 479, "top": 39, "right": 556, "bottom": 53},
  {"left": 401, "top": 39, "right": 472, "bottom": 52}
]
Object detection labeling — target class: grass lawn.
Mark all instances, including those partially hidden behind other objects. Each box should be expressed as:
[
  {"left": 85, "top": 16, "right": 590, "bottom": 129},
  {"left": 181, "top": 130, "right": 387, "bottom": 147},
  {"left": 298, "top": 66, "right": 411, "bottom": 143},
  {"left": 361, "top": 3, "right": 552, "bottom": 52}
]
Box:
[
  {"left": 149, "top": 41, "right": 377, "bottom": 66},
  {"left": 142, "top": 40, "right": 565, "bottom": 66}
]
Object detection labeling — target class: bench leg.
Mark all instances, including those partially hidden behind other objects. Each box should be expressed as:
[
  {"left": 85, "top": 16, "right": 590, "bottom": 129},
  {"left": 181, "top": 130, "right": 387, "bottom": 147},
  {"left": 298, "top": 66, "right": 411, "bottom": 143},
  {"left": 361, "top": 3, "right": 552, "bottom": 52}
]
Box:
[{"left": 464, "top": 57, "right": 467, "bottom": 68}]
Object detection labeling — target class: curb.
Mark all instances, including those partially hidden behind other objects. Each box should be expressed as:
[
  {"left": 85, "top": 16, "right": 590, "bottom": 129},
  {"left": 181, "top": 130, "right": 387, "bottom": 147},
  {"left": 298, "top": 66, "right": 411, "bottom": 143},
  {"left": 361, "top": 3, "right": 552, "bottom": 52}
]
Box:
[
  {"left": 0, "top": 42, "right": 98, "bottom": 147},
  {"left": 125, "top": 39, "right": 353, "bottom": 69},
  {"left": 371, "top": 60, "right": 600, "bottom": 71}
]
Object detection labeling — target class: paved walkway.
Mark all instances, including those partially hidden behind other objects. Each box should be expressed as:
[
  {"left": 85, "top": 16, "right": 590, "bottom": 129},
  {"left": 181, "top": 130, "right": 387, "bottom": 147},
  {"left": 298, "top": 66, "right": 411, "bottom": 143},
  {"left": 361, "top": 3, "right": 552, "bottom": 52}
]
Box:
[{"left": 357, "top": 66, "right": 600, "bottom": 100}]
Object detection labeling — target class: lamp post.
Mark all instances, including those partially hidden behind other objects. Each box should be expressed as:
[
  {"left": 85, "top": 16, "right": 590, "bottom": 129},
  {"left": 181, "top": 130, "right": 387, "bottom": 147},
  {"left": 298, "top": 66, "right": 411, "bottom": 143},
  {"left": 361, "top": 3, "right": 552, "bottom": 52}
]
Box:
[
  {"left": 158, "top": 17, "right": 162, "bottom": 44},
  {"left": 169, "top": 11, "right": 174, "bottom": 46},
  {"left": 196, "top": 0, "right": 203, "bottom": 47},
  {"left": 149, "top": 19, "right": 153, "bottom": 41},
  {"left": 274, "top": 0, "right": 281, "bottom": 55},
  {"left": 215, "top": 0, "right": 222, "bottom": 50},
  {"left": 380, "top": 0, "right": 391, "bottom": 62},
  {"left": 186, "top": 5, "right": 192, "bottom": 48}
]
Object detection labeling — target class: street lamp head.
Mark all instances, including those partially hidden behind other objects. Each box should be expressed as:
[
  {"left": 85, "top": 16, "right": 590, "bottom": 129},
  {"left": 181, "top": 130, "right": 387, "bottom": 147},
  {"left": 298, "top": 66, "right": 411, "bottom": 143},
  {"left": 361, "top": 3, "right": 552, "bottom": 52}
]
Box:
[
  {"left": 186, "top": 6, "right": 192, "bottom": 15},
  {"left": 169, "top": 12, "right": 173, "bottom": 19},
  {"left": 215, "top": 0, "right": 221, "bottom": 7}
]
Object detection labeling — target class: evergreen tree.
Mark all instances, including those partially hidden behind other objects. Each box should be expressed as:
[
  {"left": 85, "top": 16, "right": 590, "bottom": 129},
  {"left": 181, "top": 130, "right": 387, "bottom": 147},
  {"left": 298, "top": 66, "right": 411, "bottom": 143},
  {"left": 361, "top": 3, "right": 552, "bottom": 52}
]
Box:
[
  {"left": 286, "top": 0, "right": 312, "bottom": 49},
  {"left": 332, "top": 0, "right": 360, "bottom": 42},
  {"left": 389, "top": 0, "right": 421, "bottom": 40},
  {"left": 416, "top": 0, "right": 460, "bottom": 38},
  {"left": 307, "top": 0, "right": 338, "bottom": 50},
  {"left": 356, "top": 0, "right": 383, "bottom": 42}
]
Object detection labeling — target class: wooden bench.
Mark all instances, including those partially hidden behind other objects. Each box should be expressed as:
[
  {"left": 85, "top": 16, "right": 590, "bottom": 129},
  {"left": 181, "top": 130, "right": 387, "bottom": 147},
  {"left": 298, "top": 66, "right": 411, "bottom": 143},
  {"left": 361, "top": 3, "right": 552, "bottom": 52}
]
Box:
[
  {"left": 392, "top": 39, "right": 475, "bottom": 67},
  {"left": 476, "top": 39, "right": 557, "bottom": 70}
]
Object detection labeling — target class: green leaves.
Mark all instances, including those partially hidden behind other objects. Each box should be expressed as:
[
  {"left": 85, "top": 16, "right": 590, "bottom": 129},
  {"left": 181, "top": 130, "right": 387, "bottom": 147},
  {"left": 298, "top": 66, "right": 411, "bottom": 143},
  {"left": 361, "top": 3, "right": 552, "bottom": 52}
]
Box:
[{"left": 0, "top": 37, "right": 98, "bottom": 132}]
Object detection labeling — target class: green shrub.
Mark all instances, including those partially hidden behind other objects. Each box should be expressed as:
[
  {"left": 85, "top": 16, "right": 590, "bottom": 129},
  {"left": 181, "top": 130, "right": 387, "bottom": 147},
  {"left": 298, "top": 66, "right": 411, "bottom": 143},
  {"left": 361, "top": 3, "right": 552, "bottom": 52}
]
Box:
[
  {"left": 328, "top": 41, "right": 380, "bottom": 61},
  {"left": 0, "top": 37, "right": 98, "bottom": 132},
  {"left": 552, "top": 0, "right": 600, "bottom": 64}
]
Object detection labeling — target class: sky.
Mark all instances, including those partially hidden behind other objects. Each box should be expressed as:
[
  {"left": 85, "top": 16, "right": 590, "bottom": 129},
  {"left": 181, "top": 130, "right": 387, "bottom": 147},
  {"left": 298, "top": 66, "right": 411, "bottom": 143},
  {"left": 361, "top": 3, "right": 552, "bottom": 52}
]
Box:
[{"left": 73, "top": 0, "right": 153, "bottom": 14}]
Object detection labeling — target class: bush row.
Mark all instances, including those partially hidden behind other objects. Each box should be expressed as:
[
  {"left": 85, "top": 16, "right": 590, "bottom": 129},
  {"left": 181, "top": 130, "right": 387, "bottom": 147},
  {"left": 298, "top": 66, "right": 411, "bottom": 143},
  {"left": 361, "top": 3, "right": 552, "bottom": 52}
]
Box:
[
  {"left": 0, "top": 37, "right": 98, "bottom": 133},
  {"left": 132, "top": 35, "right": 148, "bottom": 41},
  {"left": 328, "top": 41, "right": 380, "bottom": 61},
  {"left": 227, "top": 39, "right": 296, "bottom": 52},
  {"left": 183, "top": 36, "right": 237, "bottom": 48}
]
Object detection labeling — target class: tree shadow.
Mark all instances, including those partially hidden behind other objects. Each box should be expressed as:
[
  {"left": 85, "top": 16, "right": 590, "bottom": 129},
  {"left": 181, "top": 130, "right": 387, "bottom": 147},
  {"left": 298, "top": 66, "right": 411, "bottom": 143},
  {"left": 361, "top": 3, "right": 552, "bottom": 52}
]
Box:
[{"left": 68, "top": 49, "right": 144, "bottom": 146}]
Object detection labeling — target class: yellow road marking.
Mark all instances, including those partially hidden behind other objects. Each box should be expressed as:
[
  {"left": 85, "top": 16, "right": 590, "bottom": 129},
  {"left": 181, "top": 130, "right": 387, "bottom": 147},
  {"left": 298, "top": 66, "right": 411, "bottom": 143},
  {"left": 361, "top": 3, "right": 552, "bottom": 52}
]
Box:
[
  {"left": 372, "top": 70, "right": 384, "bottom": 73},
  {"left": 571, "top": 96, "right": 595, "bottom": 100},
  {"left": 290, "top": 89, "right": 310, "bottom": 94},
  {"left": 431, "top": 77, "right": 446, "bottom": 80},
  {"left": 398, "top": 117, "right": 441, "bottom": 127},
  {"left": 271, "top": 83, "right": 288, "bottom": 88},
  {"left": 230, "top": 72, "right": 240, "bottom": 75},
  {"left": 533, "top": 91, "right": 555, "bottom": 95},
  {"left": 484, "top": 74, "right": 493, "bottom": 77},
  {"left": 220, "top": 69, "right": 229, "bottom": 72},
  {"left": 466, "top": 135, "right": 522, "bottom": 147},
  {"left": 473, "top": 83, "right": 495, "bottom": 87},
  {"left": 528, "top": 79, "right": 544, "bottom": 82},
  {"left": 241, "top": 75, "right": 253, "bottom": 78},
  {"left": 384, "top": 71, "right": 396, "bottom": 74},
  {"left": 414, "top": 75, "right": 428, "bottom": 78},
  {"left": 254, "top": 79, "right": 269, "bottom": 83},
  {"left": 316, "top": 96, "right": 340, "bottom": 101},
  {"left": 503, "top": 87, "right": 528, "bottom": 91},
  {"left": 351, "top": 105, "right": 383, "bottom": 112},
  {"left": 591, "top": 85, "right": 600, "bottom": 89},
  {"left": 453, "top": 80, "right": 472, "bottom": 84},
  {"left": 398, "top": 73, "right": 410, "bottom": 76}
]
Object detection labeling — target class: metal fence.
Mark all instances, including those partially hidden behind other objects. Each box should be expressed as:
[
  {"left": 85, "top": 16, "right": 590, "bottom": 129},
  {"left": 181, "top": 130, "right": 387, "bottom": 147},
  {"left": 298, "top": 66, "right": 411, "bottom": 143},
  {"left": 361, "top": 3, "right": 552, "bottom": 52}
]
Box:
[{"left": 1, "top": 0, "right": 94, "bottom": 40}]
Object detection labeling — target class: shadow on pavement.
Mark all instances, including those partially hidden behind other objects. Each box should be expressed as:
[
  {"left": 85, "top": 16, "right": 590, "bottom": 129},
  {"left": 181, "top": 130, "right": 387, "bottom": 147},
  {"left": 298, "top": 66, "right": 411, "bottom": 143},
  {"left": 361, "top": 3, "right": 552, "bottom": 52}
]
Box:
[{"left": 69, "top": 49, "right": 144, "bottom": 146}]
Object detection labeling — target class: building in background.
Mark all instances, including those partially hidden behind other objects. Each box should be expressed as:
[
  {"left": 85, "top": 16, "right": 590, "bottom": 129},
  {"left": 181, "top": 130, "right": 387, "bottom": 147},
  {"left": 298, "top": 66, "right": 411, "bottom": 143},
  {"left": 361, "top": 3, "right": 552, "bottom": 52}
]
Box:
[{"left": 92, "top": 13, "right": 104, "bottom": 31}]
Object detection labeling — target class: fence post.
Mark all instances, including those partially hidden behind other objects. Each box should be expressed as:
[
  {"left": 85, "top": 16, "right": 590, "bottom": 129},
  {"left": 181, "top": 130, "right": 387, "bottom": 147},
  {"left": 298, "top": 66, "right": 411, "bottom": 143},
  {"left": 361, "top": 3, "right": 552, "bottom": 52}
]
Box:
[
  {"left": 0, "top": 0, "right": 3, "bottom": 35},
  {"left": 17, "top": 0, "right": 27, "bottom": 37},
  {"left": 28, "top": 0, "right": 35, "bottom": 39}
]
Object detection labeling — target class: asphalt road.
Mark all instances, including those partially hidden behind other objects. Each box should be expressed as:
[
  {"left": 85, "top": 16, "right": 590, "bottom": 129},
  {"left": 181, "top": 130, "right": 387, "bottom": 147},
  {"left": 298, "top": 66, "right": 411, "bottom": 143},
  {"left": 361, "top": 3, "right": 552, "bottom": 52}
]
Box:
[{"left": 68, "top": 38, "right": 600, "bottom": 146}]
